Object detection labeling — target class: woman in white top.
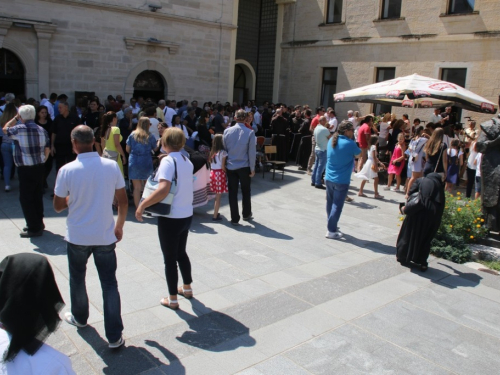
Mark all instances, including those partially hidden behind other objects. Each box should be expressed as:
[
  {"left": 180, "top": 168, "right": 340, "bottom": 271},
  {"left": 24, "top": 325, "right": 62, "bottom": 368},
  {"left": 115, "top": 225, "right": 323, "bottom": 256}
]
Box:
[
  {"left": 0, "top": 253, "right": 75, "bottom": 375},
  {"left": 378, "top": 113, "right": 391, "bottom": 148},
  {"left": 169, "top": 115, "right": 189, "bottom": 140},
  {"left": 466, "top": 140, "right": 478, "bottom": 198},
  {"left": 405, "top": 126, "right": 428, "bottom": 197},
  {"left": 136, "top": 127, "right": 195, "bottom": 310}
]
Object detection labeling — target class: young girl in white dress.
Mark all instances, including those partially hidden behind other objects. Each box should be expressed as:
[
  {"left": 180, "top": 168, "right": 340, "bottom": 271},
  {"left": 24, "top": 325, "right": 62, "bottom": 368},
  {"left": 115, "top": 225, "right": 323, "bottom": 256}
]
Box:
[
  {"left": 209, "top": 134, "right": 228, "bottom": 221},
  {"left": 355, "top": 135, "right": 384, "bottom": 199}
]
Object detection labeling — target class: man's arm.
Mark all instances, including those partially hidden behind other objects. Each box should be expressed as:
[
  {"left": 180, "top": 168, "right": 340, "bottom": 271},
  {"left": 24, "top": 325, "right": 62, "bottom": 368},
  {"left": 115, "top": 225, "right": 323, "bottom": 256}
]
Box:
[
  {"left": 114, "top": 187, "right": 128, "bottom": 242},
  {"left": 2, "top": 115, "right": 18, "bottom": 135},
  {"left": 248, "top": 132, "right": 256, "bottom": 176},
  {"left": 53, "top": 195, "right": 69, "bottom": 213}
]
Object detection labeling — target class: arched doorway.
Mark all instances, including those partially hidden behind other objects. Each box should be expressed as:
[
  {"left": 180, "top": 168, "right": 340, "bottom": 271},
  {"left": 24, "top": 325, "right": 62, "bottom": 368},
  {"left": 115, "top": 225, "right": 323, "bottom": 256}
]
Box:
[
  {"left": 133, "top": 70, "right": 166, "bottom": 103},
  {"left": 233, "top": 59, "right": 256, "bottom": 106},
  {"left": 0, "top": 49, "right": 25, "bottom": 96}
]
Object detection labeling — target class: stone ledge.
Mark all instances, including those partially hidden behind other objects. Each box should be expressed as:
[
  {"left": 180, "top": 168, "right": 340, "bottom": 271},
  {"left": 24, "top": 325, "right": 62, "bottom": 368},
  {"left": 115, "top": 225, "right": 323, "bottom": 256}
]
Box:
[
  {"left": 373, "top": 17, "right": 406, "bottom": 23},
  {"left": 439, "top": 11, "right": 480, "bottom": 18},
  {"left": 123, "top": 37, "right": 180, "bottom": 54}
]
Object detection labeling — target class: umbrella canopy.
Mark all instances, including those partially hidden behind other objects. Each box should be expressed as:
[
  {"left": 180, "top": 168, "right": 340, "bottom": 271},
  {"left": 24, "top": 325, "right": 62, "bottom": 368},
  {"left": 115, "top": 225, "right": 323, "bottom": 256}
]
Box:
[{"left": 334, "top": 73, "right": 497, "bottom": 114}]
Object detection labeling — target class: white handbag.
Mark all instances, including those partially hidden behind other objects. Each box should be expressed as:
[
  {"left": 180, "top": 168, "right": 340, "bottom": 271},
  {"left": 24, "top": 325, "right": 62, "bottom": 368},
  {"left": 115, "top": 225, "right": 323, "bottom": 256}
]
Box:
[{"left": 141, "top": 156, "right": 177, "bottom": 217}]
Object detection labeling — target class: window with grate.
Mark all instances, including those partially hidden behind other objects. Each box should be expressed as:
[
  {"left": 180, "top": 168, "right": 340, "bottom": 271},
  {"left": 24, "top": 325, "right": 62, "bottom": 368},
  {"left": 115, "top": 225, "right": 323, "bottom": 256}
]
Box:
[
  {"left": 381, "top": 0, "right": 402, "bottom": 19},
  {"left": 373, "top": 67, "right": 396, "bottom": 116},
  {"left": 448, "top": 0, "right": 474, "bottom": 14},
  {"left": 326, "top": 0, "right": 343, "bottom": 24},
  {"left": 321, "top": 68, "right": 338, "bottom": 109}
]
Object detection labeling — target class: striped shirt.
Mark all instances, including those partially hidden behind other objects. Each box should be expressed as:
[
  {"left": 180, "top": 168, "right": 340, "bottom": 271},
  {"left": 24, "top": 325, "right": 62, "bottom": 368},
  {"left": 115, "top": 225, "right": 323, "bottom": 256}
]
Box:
[{"left": 7, "top": 120, "right": 50, "bottom": 167}]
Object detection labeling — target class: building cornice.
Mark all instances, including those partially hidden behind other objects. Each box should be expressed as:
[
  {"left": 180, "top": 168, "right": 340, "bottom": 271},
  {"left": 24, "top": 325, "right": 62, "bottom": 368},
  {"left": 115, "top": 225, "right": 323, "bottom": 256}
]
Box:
[
  {"left": 38, "top": 0, "right": 236, "bottom": 30},
  {"left": 282, "top": 33, "right": 500, "bottom": 49}
]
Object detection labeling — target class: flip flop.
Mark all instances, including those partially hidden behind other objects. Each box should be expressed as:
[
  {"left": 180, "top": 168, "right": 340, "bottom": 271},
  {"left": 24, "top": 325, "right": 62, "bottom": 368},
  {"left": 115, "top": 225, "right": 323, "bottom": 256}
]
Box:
[
  {"left": 357, "top": 193, "right": 367, "bottom": 197},
  {"left": 345, "top": 197, "right": 354, "bottom": 202},
  {"left": 374, "top": 195, "right": 384, "bottom": 199}
]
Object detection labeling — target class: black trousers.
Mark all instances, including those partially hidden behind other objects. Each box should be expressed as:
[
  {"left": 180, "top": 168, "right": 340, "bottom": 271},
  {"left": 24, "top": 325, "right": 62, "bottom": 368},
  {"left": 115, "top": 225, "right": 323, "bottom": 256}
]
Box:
[
  {"left": 44, "top": 154, "right": 53, "bottom": 187},
  {"left": 157, "top": 216, "right": 193, "bottom": 296},
  {"left": 55, "top": 154, "right": 76, "bottom": 173},
  {"left": 466, "top": 167, "right": 476, "bottom": 198},
  {"left": 18, "top": 164, "right": 45, "bottom": 232},
  {"left": 227, "top": 167, "right": 252, "bottom": 223}
]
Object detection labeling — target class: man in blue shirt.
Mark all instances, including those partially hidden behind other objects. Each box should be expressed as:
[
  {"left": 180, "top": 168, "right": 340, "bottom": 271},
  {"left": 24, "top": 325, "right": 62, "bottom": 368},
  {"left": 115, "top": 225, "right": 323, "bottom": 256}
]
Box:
[
  {"left": 223, "top": 109, "right": 256, "bottom": 225},
  {"left": 325, "top": 121, "right": 360, "bottom": 239}
]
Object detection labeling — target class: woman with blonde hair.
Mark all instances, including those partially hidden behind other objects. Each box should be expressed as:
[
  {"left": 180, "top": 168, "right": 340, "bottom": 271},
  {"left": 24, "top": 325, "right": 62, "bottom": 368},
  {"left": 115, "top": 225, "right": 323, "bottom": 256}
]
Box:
[
  {"left": 136, "top": 127, "right": 195, "bottom": 310},
  {"left": 423, "top": 127, "right": 448, "bottom": 178},
  {"left": 126, "top": 117, "right": 158, "bottom": 207}
]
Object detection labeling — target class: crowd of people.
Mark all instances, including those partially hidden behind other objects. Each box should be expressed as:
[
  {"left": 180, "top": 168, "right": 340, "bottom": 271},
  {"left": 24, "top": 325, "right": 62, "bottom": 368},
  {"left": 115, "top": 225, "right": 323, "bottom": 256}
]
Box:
[{"left": 0, "top": 89, "right": 485, "bottom": 370}]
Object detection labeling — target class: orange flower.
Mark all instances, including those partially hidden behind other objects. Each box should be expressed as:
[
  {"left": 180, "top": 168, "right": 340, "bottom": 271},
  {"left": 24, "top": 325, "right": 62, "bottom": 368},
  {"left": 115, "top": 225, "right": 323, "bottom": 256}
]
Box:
[
  {"left": 470, "top": 235, "right": 474, "bottom": 239},
  {"left": 457, "top": 192, "right": 461, "bottom": 195},
  {"left": 477, "top": 224, "right": 481, "bottom": 228},
  {"left": 457, "top": 208, "right": 462, "bottom": 212},
  {"left": 449, "top": 225, "right": 453, "bottom": 228},
  {"left": 481, "top": 219, "right": 485, "bottom": 222}
]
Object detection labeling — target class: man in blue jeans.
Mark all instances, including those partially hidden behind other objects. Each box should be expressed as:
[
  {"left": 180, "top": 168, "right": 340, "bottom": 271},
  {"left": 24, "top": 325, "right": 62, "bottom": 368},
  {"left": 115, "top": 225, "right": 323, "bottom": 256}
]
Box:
[
  {"left": 53, "top": 125, "right": 128, "bottom": 349},
  {"left": 325, "top": 121, "right": 360, "bottom": 239},
  {"left": 311, "top": 116, "right": 331, "bottom": 190}
]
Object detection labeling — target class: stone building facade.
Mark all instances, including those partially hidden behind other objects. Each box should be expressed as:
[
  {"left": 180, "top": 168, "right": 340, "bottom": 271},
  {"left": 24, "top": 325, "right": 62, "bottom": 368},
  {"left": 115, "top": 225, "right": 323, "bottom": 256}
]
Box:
[
  {"left": 278, "top": 0, "right": 500, "bottom": 124},
  {"left": 0, "top": 0, "right": 236, "bottom": 104}
]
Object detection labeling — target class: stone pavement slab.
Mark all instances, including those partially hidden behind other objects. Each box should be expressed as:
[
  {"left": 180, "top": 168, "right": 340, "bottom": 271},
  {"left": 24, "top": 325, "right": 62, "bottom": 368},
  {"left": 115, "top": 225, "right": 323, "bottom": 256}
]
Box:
[{"left": 0, "top": 165, "right": 498, "bottom": 374}]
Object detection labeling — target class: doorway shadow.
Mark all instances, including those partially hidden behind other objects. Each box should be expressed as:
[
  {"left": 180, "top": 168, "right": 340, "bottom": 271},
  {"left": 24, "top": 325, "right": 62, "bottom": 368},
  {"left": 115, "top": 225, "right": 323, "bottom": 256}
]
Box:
[{"left": 174, "top": 299, "right": 256, "bottom": 351}]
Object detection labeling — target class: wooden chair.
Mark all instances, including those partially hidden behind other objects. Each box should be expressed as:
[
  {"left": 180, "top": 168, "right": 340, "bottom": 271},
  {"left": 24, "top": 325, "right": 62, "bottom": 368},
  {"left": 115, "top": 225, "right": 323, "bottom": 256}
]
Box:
[{"left": 263, "top": 145, "right": 286, "bottom": 180}]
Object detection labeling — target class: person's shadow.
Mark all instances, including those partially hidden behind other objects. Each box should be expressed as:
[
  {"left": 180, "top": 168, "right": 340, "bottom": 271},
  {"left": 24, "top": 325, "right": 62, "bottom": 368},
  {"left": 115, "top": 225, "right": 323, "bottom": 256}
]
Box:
[
  {"left": 77, "top": 326, "right": 185, "bottom": 375},
  {"left": 31, "top": 231, "right": 66, "bottom": 256},
  {"left": 228, "top": 219, "right": 293, "bottom": 240},
  {"left": 174, "top": 299, "right": 256, "bottom": 351}
]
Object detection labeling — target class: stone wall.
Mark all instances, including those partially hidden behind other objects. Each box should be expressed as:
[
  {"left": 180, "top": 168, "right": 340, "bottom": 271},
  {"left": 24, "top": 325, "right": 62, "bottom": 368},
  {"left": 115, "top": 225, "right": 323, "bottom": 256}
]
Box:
[
  {"left": 279, "top": 0, "right": 500, "bottom": 124},
  {"left": 1, "top": 0, "right": 234, "bottom": 104}
]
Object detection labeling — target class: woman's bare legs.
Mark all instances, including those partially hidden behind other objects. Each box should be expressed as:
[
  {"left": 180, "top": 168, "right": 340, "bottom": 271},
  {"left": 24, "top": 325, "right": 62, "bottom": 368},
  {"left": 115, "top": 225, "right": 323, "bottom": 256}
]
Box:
[
  {"left": 213, "top": 193, "right": 222, "bottom": 218},
  {"left": 132, "top": 179, "right": 143, "bottom": 208}
]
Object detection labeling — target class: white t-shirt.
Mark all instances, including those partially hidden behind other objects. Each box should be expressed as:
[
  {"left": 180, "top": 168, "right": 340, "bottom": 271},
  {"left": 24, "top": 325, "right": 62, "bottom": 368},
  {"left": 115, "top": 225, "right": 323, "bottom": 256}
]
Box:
[
  {"left": 447, "top": 148, "right": 463, "bottom": 158},
  {"left": 149, "top": 118, "right": 159, "bottom": 140},
  {"left": 211, "top": 150, "right": 227, "bottom": 170},
  {"left": 54, "top": 152, "right": 125, "bottom": 245},
  {"left": 430, "top": 114, "right": 442, "bottom": 124},
  {"left": 156, "top": 152, "right": 194, "bottom": 218},
  {"left": 328, "top": 116, "right": 338, "bottom": 132},
  {"left": 475, "top": 153, "right": 482, "bottom": 177},
  {"left": 164, "top": 107, "right": 177, "bottom": 126},
  {"left": 0, "top": 329, "right": 75, "bottom": 375},
  {"left": 168, "top": 123, "right": 189, "bottom": 139},
  {"left": 467, "top": 144, "right": 478, "bottom": 170},
  {"left": 379, "top": 122, "right": 390, "bottom": 138}
]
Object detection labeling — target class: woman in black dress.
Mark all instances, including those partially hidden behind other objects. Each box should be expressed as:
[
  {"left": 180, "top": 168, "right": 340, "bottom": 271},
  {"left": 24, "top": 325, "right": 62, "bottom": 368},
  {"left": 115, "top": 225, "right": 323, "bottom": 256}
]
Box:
[{"left": 397, "top": 172, "right": 445, "bottom": 271}]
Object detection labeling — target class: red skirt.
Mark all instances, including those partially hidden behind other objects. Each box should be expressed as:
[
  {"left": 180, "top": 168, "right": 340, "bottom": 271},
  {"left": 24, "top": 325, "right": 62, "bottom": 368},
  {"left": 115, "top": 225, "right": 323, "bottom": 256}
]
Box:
[{"left": 210, "top": 169, "right": 228, "bottom": 194}]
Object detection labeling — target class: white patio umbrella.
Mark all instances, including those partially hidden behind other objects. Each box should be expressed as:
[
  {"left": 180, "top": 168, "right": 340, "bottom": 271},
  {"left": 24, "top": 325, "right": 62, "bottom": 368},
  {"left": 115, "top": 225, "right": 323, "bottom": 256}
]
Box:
[{"left": 334, "top": 73, "right": 498, "bottom": 115}]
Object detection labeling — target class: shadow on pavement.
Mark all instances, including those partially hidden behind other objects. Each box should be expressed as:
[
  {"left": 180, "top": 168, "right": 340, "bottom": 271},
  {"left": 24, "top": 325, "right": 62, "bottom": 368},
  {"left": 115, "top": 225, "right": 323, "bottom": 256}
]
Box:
[
  {"left": 226, "top": 219, "right": 294, "bottom": 240},
  {"left": 77, "top": 326, "right": 185, "bottom": 375},
  {"left": 175, "top": 299, "right": 256, "bottom": 351},
  {"left": 31, "top": 231, "right": 66, "bottom": 256},
  {"left": 340, "top": 234, "right": 395, "bottom": 255}
]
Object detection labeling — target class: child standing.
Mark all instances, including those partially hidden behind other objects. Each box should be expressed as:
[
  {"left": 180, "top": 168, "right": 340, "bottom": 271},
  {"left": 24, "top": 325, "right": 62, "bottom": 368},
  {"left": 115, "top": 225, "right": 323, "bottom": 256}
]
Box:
[
  {"left": 355, "top": 135, "right": 384, "bottom": 199},
  {"left": 209, "top": 134, "right": 228, "bottom": 222},
  {"left": 445, "top": 139, "right": 463, "bottom": 192},
  {"left": 385, "top": 132, "right": 406, "bottom": 192}
]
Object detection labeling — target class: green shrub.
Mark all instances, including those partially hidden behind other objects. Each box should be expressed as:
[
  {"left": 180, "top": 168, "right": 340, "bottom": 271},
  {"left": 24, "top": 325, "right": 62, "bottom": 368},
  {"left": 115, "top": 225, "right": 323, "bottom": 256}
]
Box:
[
  {"left": 430, "top": 232, "right": 472, "bottom": 264},
  {"left": 439, "top": 192, "right": 488, "bottom": 243}
]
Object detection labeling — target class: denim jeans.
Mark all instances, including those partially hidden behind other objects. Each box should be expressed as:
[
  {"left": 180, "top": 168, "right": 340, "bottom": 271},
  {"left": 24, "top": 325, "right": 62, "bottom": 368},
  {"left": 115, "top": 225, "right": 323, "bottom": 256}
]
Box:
[
  {"left": 326, "top": 181, "right": 349, "bottom": 232},
  {"left": 311, "top": 150, "right": 327, "bottom": 186},
  {"left": 1, "top": 142, "right": 13, "bottom": 187},
  {"left": 67, "top": 242, "right": 123, "bottom": 343}
]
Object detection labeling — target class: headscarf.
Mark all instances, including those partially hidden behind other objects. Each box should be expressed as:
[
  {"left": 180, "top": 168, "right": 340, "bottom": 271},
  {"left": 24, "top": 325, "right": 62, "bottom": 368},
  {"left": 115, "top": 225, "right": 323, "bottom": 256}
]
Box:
[
  {"left": 0, "top": 253, "right": 64, "bottom": 362},
  {"left": 419, "top": 172, "right": 445, "bottom": 209}
]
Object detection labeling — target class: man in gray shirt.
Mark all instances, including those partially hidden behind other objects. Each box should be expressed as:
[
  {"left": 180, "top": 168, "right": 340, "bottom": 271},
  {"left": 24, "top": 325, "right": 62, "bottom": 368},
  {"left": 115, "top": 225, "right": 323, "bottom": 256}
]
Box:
[{"left": 223, "top": 109, "right": 256, "bottom": 225}]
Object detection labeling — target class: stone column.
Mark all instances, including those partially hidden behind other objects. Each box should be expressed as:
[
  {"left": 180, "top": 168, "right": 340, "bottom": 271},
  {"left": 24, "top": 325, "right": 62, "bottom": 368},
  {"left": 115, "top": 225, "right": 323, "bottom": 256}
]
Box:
[
  {"left": 227, "top": 0, "right": 239, "bottom": 103},
  {"left": 0, "top": 20, "right": 12, "bottom": 49},
  {"left": 273, "top": 0, "right": 295, "bottom": 103},
  {"left": 34, "top": 24, "right": 57, "bottom": 97}
]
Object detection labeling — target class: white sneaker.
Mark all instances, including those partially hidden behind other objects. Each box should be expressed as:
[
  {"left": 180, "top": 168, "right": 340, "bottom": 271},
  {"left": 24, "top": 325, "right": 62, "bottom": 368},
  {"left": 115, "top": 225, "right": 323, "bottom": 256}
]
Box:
[
  {"left": 109, "top": 336, "right": 125, "bottom": 349},
  {"left": 64, "top": 312, "right": 87, "bottom": 328},
  {"left": 390, "top": 187, "right": 400, "bottom": 192},
  {"left": 383, "top": 186, "right": 391, "bottom": 191},
  {"left": 325, "top": 231, "right": 343, "bottom": 239}
]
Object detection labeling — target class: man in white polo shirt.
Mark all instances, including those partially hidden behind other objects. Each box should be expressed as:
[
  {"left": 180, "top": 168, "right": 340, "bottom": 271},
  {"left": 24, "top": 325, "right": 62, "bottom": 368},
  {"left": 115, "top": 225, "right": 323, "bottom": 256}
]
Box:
[{"left": 53, "top": 125, "right": 128, "bottom": 349}]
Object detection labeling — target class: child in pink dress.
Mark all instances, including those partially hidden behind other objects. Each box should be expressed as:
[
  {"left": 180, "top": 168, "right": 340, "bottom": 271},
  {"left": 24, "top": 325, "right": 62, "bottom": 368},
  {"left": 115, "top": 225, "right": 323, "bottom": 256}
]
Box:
[
  {"left": 209, "top": 134, "right": 228, "bottom": 221},
  {"left": 385, "top": 133, "right": 406, "bottom": 192}
]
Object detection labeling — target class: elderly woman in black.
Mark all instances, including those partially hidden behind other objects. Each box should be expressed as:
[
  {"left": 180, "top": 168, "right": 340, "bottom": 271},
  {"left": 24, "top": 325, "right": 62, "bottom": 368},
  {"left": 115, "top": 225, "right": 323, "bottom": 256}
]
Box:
[
  {"left": 396, "top": 173, "right": 445, "bottom": 271},
  {"left": 0, "top": 253, "right": 75, "bottom": 373}
]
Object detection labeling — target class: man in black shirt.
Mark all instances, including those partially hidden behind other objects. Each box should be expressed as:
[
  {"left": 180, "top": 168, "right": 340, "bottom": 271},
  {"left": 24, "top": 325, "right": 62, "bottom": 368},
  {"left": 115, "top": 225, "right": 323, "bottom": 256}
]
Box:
[
  {"left": 289, "top": 105, "right": 303, "bottom": 133},
  {"left": 82, "top": 99, "right": 100, "bottom": 131},
  {"left": 51, "top": 102, "right": 79, "bottom": 172},
  {"left": 212, "top": 105, "right": 226, "bottom": 134}
]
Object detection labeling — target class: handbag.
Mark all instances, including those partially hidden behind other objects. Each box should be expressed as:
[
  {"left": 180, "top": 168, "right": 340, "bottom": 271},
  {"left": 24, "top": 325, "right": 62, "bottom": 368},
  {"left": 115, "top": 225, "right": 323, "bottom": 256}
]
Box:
[
  {"left": 102, "top": 148, "right": 119, "bottom": 162},
  {"left": 394, "top": 161, "right": 401, "bottom": 167},
  {"left": 403, "top": 191, "right": 422, "bottom": 216},
  {"left": 141, "top": 156, "right": 178, "bottom": 217}
]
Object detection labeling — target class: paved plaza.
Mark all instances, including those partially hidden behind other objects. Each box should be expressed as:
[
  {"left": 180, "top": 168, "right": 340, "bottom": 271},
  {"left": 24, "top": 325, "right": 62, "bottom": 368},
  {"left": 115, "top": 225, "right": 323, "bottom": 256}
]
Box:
[{"left": 1, "top": 167, "right": 500, "bottom": 374}]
